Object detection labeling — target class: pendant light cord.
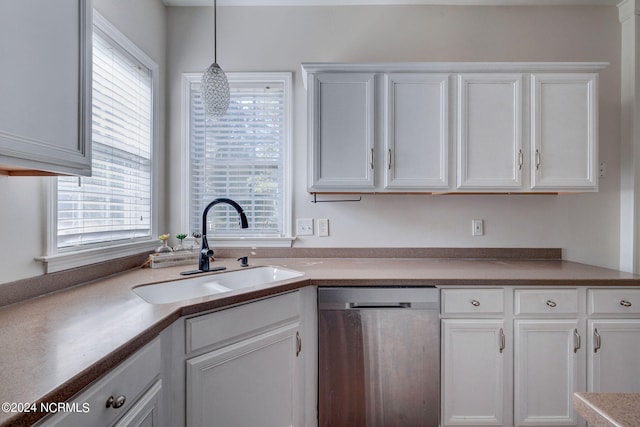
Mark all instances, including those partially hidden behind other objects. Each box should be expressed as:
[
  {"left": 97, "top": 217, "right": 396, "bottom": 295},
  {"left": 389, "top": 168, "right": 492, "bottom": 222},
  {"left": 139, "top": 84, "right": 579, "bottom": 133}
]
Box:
[{"left": 214, "top": 0, "right": 218, "bottom": 63}]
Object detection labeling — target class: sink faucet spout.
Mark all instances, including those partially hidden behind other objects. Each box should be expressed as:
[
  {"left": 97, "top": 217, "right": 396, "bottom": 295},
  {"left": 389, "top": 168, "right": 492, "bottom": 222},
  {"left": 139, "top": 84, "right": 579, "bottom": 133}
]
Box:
[{"left": 199, "top": 198, "right": 248, "bottom": 272}]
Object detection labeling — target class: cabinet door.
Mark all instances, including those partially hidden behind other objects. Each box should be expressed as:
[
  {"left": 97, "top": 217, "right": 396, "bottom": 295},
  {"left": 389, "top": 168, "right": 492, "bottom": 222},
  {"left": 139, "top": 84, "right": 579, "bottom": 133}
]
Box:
[
  {"left": 457, "top": 74, "right": 523, "bottom": 190},
  {"left": 588, "top": 320, "right": 640, "bottom": 392},
  {"left": 186, "top": 323, "right": 300, "bottom": 427},
  {"left": 308, "top": 73, "right": 375, "bottom": 191},
  {"left": 113, "top": 380, "right": 163, "bottom": 427},
  {"left": 384, "top": 73, "right": 449, "bottom": 190},
  {"left": 441, "top": 319, "right": 506, "bottom": 426},
  {"left": 514, "top": 320, "right": 585, "bottom": 426},
  {"left": 33, "top": 338, "right": 161, "bottom": 427},
  {"left": 0, "top": 0, "right": 91, "bottom": 176},
  {"left": 531, "top": 74, "right": 597, "bottom": 191}
]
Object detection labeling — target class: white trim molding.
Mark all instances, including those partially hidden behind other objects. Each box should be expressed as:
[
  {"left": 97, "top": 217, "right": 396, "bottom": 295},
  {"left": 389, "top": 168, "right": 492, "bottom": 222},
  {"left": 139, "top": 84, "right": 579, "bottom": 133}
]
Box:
[
  {"left": 618, "top": 0, "right": 640, "bottom": 273},
  {"left": 301, "top": 62, "right": 609, "bottom": 89}
]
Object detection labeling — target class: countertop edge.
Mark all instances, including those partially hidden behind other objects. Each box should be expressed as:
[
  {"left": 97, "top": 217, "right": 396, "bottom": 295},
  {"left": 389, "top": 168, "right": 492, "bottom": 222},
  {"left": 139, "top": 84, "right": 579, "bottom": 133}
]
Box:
[{"left": 573, "top": 392, "right": 640, "bottom": 427}]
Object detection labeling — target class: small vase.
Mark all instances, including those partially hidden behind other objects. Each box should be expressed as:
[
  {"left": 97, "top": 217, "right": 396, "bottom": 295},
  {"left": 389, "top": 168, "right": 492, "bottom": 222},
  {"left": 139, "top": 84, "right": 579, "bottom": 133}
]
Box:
[
  {"left": 156, "top": 239, "right": 173, "bottom": 254},
  {"left": 173, "top": 239, "right": 185, "bottom": 252}
]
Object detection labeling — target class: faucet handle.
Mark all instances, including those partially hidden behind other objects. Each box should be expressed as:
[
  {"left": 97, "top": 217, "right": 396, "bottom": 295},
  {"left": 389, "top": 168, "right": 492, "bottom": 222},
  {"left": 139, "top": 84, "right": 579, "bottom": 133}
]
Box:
[{"left": 237, "top": 256, "right": 249, "bottom": 267}]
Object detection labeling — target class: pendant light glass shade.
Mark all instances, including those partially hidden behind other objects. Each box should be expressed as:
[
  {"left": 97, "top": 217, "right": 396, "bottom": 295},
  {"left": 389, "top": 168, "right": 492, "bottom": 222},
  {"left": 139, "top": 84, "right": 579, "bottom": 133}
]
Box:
[
  {"left": 201, "top": 62, "right": 230, "bottom": 118},
  {"left": 201, "top": 0, "right": 229, "bottom": 118}
]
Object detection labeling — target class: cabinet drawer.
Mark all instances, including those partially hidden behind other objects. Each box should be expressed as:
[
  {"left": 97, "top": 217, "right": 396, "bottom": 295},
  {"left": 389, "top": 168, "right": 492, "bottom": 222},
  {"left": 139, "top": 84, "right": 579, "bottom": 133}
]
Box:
[
  {"left": 441, "top": 289, "right": 504, "bottom": 315},
  {"left": 35, "top": 338, "right": 161, "bottom": 427},
  {"left": 588, "top": 289, "right": 640, "bottom": 315},
  {"left": 515, "top": 289, "right": 578, "bottom": 315},
  {"left": 186, "top": 291, "right": 301, "bottom": 354}
]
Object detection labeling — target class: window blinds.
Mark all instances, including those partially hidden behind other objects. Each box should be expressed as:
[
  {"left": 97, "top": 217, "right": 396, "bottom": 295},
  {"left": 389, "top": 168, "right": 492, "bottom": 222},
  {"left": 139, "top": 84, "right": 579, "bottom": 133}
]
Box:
[
  {"left": 57, "top": 28, "right": 152, "bottom": 249},
  {"left": 190, "top": 80, "right": 285, "bottom": 237}
]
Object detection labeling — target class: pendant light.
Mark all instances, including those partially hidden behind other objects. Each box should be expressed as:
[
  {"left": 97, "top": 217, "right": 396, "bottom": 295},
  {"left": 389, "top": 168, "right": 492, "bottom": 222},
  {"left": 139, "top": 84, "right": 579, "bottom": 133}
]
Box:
[{"left": 201, "top": 0, "right": 230, "bottom": 118}]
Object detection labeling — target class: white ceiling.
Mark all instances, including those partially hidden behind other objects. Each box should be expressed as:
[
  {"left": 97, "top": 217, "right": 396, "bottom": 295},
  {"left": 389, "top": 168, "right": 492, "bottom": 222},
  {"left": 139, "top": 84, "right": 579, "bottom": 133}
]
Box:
[{"left": 162, "top": 0, "right": 619, "bottom": 6}]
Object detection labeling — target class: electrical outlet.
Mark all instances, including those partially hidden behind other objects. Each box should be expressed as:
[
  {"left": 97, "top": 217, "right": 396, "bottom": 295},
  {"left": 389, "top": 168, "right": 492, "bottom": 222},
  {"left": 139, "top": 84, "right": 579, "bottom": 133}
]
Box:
[
  {"left": 317, "top": 219, "right": 329, "bottom": 237},
  {"left": 472, "top": 219, "right": 484, "bottom": 236},
  {"left": 296, "top": 218, "right": 314, "bottom": 236},
  {"left": 599, "top": 162, "right": 607, "bottom": 178}
]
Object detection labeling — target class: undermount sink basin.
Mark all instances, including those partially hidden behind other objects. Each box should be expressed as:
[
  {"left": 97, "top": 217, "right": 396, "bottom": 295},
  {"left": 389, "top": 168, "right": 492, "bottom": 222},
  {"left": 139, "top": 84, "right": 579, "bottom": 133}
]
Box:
[{"left": 133, "top": 266, "right": 304, "bottom": 304}]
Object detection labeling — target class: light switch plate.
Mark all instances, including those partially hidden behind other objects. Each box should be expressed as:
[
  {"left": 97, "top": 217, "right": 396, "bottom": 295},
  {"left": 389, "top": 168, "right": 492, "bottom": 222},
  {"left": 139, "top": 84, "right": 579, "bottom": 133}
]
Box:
[
  {"left": 296, "top": 218, "right": 314, "bottom": 236},
  {"left": 317, "top": 218, "right": 329, "bottom": 237}
]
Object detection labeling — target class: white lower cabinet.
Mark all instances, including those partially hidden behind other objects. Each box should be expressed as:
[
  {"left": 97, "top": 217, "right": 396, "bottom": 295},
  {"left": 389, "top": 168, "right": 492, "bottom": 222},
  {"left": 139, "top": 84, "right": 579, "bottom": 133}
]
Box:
[
  {"left": 587, "top": 320, "right": 640, "bottom": 393},
  {"left": 587, "top": 289, "right": 640, "bottom": 393},
  {"left": 113, "top": 380, "right": 163, "bottom": 427},
  {"left": 514, "top": 320, "right": 584, "bottom": 426},
  {"left": 182, "top": 290, "right": 312, "bottom": 427},
  {"left": 441, "top": 287, "right": 640, "bottom": 427},
  {"left": 442, "top": 319, "right": 507, "bottom": 426},
  {"left": 441, "top": 288, "right": 508, "bottom": 427},
  {"left": 187, "top": 324, "right": 300, "bottom": 427},
  {"left": 34, "top": 338, "right": 163, "bottom": 427}
]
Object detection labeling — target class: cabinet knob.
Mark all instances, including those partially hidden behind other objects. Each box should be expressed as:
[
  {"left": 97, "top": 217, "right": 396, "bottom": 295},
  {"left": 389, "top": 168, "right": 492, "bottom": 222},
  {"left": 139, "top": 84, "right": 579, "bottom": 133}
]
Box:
[
  {"left": 106, "top": 395, "right": 126, "bottom": 409},
  {"left": 471, "top": 299, "right": 480, "bottom": 307},
  {"left": 546, "top": 300, "right": 557, "bottom": 308},
  {"left": 620, "top": 300, "right": 632, "bottom": 307}
]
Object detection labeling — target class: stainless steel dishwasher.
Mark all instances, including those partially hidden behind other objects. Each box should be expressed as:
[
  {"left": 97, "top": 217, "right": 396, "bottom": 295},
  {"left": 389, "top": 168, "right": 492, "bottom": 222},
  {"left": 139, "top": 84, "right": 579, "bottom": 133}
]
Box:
[{"left": 318, "top": 287, "right": 440, "bottom": 427}]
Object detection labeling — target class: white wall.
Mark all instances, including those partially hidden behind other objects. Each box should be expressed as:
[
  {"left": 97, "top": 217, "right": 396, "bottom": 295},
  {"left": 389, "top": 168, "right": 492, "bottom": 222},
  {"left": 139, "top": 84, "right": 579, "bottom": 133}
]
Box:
[
  {"left": 167, "top": 5, "right": 621, "bottom": 269},
  {"left": 0, "top": 0, "right": 167, "bottom": 285}
]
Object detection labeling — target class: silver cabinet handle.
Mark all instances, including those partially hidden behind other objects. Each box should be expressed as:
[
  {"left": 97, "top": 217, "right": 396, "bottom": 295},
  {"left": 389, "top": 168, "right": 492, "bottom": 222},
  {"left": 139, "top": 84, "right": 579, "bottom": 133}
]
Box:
[
  {"left": 535, "top": 149, "right": 541, "bottom": 170},
  {"left": 594, "top": 328, "right": 601, "bottom": 353},
  {"left": 546, "top": 300, "right": 557, "bottom": 308},
  {"left": 387, "top": 149, "right": 392, "bottom": 170},
  {"left": 574, "top": 329, "right": 581, "bottom": 353},
  {"left": 471, "top": 299, "right": 480, "bottom": 307},
  {"left": 620, "top": 300, "right": 633, "bottom": 307},
  {"left": 370, "top": 148, "right": 375, "bottom": 170},
  {"left": 296, "top": 331, "right": 302, "bottom": 357},
  {"left": 518, "top": 149, "right": 523, "bottom": 170},
  {"left": 106, "top": 395, "right": 126, "bottom": 409},
  {"left": 499, "top": 328, "right": 506, "bottom": 353}
]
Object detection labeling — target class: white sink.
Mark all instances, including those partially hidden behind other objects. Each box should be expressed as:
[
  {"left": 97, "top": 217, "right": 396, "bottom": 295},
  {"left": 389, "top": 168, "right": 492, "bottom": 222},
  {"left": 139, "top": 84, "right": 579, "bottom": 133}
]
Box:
[{"left": 133, "top": 266, "right": 304, "bottom": 304}]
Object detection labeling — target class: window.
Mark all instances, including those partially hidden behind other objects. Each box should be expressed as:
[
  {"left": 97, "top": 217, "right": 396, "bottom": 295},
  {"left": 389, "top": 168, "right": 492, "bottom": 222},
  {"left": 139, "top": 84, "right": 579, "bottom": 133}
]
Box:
[
  {"left": 182, "top": 72, "right": 292, "bottom": 246},
  {"left": 44, "top": 12, "right": 158, "bottom": 271}
]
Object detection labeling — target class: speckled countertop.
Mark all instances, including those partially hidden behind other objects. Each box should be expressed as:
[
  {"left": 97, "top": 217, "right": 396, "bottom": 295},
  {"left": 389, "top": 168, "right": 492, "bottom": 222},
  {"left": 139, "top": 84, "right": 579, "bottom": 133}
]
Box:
[
  {"left": 574, "top": 392, "right": 640, "bottom": 427},
  {"left": 1, "top": 255, "right": 640, "bottom": 426}
]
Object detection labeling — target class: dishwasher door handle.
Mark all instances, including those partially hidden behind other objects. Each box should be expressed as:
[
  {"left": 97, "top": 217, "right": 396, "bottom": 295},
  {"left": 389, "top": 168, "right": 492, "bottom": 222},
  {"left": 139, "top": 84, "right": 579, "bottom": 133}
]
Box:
[{"left": 348, "top": 302, "right": 412, "bottom": 309}]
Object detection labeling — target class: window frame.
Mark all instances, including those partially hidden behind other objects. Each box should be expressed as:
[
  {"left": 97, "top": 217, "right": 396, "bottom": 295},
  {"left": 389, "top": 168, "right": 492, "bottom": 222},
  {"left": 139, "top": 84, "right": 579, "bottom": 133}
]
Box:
[
  {"left": 181, "top": 72, "right": 293, "bottom": 247},
  {"left": 40, "top": 10, "right": 159, "bottom": 273}
]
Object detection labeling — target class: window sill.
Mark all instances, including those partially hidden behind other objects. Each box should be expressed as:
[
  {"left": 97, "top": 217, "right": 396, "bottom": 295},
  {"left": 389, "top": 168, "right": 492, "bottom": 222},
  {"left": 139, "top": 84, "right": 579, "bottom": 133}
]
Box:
[{"left": 36, "top": 240, "right": 158, "bottom": 274}]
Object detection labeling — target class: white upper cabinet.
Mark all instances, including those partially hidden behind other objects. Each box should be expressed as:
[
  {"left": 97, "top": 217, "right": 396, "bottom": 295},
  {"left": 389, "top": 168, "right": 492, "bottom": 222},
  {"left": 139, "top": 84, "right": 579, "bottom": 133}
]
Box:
[
  {"left": 302, "top": 62, "right": 606, "bottom": 194},
  {"left": 0, "top": 0, "right": 91, "bottom": 176},
  {"left": 457, "top": 74, "right": 524, "bottom": 191},
  {"left": 307, "top": 73, "right": 376, "bottom": 191},
  {"left": 384, "top": 73, "right": 449, "bottom": 190},
  {"left": 531, "top": 73, "right": 598, "bottom": 191}
]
